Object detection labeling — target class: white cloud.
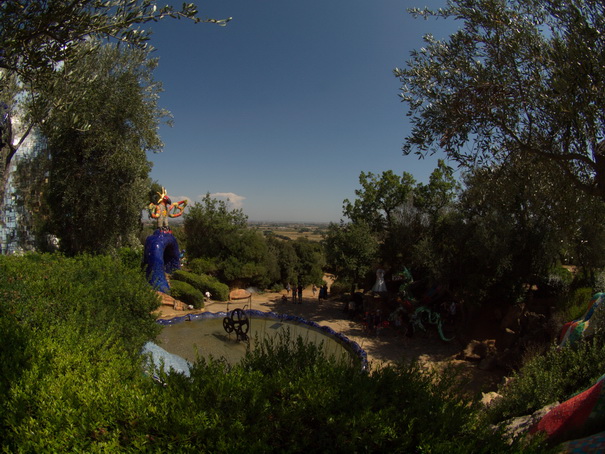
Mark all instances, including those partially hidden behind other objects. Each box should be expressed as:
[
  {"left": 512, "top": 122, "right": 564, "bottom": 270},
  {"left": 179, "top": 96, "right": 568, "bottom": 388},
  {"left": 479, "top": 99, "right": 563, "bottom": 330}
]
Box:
[{"left": 207, "top": 192, "right": 246, "bottom": 210}]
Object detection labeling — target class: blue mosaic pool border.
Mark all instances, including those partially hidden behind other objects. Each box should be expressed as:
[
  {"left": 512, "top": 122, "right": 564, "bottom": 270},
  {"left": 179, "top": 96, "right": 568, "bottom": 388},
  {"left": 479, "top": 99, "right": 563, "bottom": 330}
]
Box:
[{"left": 157, "top": 309, "right": 368, "bottom": 370}]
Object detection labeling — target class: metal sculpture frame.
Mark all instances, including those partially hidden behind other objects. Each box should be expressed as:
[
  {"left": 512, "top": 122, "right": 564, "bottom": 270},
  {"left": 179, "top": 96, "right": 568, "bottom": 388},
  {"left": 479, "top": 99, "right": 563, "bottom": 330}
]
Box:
[{"left": 223, "top": 308, "right": 250, "bottom": 342}]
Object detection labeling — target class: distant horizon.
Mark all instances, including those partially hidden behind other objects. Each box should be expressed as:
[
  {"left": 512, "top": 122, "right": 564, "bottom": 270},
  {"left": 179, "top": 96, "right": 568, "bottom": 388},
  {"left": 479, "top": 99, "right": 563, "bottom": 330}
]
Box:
[
  {"left": 248, "top": 219, "right": 333, "bottom": 226},
  {"left": 143, "top": 216, "right": 334, "bottom": 226}
]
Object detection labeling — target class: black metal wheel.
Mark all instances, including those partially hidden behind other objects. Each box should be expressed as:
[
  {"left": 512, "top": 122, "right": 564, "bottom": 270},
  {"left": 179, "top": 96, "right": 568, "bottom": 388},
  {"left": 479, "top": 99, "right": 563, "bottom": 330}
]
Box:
[{"left": 223, "top": 316, "right": 234, "bottom": 333}]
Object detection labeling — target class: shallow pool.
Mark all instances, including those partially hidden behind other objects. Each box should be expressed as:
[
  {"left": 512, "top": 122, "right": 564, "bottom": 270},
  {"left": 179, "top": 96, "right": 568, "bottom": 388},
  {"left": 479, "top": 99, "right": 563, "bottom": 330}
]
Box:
[{"left": 155, "top": 310, "right": 367, "bottom": 368}]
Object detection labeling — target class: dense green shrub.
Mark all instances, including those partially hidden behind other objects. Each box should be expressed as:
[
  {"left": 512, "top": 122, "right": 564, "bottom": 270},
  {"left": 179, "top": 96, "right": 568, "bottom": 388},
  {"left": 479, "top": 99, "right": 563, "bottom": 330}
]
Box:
[
  {"left": 0, "top": 253, "right": 540, "bottom": 452},
  {"left": 0, "top": 254, "right": 161, "bottom": 451},
  {"left": 171, "top": 269, "right": 229, "bottom": 301},
  {"left": 188, "top": 257, "right": 219, "bottom": 275},
  {"left": 169, "top": 279, "right": 205, "bottom": 309},
  {"left": 0, "top": 253, "right": 160, "bottom": 350},
  {"left": 537, "top": 266, "right": 573, "bottom": 297},
  {"left": 146, "top": 335, "right": 532, "bottom": 453},
  {"left": 556, "top": 287, "right": 594, "bottom": 323},
  {"left": 487, "top": 338, "right": 605, "bottom": 424},
  {"left": 3, "top": 330, "right": 154, "bottom": 452},
  {"left": 115, "top": 246, "right": 143, "bottom": 271}
]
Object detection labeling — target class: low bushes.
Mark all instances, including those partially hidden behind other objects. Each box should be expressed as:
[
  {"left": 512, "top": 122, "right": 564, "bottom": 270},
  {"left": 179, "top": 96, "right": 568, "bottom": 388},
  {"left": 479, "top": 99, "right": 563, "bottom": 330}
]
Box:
[
  {"left": 171, "top": 269, "right": 229, "bottom": 301},
  {"left": 555, "top": 287, "right": 594, "bottom": 323},
  {"left": 0, "top": 253, "right": 544, "bottom": 452},
  {"left": 147, "top": 336, "right": 532, "bottom": 453},
  {"left": 486, "top": 337, "right": 605, "bottom": 424},
  {"left": 169, "top": 279, "right": 205, "bottom": 309},
  {"left": 0, "top": 253, "right": 160, "bottom": 351},
  {"left": 115, "top": 246, "right": 143, "bottom": 271},
  {"left": 0, "top": 253, "right": 161, "bottom": 451}
]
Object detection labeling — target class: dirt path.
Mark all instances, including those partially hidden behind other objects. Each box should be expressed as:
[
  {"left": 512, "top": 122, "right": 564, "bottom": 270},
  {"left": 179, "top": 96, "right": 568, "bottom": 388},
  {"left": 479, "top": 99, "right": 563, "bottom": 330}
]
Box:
[{"left": 155, "top": 286, "right": 504, "bottom": 399}]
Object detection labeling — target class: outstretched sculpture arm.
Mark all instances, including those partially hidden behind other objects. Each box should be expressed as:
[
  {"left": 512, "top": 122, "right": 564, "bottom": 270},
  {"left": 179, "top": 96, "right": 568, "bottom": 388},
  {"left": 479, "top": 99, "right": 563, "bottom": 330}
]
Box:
[
  {"left": 168, "top": 200, "right": 188, "bottom": 218},
  {"left": 148, "top": 202, "right": 162, "bottom": 219}
]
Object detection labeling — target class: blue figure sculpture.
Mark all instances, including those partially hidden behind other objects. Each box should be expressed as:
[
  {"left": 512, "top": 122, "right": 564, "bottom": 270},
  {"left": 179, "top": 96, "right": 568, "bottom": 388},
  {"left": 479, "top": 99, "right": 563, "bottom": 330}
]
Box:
[
  {"left": 143, "top": 229, "right": 181, "bottom": 293},
  {"left": 143, "top": 187, "right": 188, "bottom": 292}
]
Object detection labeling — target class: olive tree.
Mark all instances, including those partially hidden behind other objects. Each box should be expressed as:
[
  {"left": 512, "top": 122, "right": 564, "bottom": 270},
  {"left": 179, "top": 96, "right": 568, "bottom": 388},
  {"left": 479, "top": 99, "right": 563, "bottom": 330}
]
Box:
[
  {"left": 323, "top": 221, "right": 379, "bottom": 291},
  {"left": 42, "top": 42, "right": 162, "bottom": 254},
  {"left": 0, "top": 0, "right": 230, "bottom": 215},
  {"left": 184, "top": 194, "right": 249, "bottom": 261},
  {"left": 343, "top": 170, "right": 416, "bottom": 235},
  {"left": 397, "top": 0, "right": 605, "bottom": 200}
]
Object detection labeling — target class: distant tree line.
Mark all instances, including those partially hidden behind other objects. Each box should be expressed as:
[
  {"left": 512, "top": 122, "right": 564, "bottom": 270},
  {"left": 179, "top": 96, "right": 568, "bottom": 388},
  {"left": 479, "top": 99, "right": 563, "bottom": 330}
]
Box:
[
  {"left": 323, "top": 158, "right": 605, "bottom": 308},
  {"left": 325, "top": 0, "right": 605, "bottom": 310},
  {"left": 182, "top": 194, "right": 325, "bottom": 290}
]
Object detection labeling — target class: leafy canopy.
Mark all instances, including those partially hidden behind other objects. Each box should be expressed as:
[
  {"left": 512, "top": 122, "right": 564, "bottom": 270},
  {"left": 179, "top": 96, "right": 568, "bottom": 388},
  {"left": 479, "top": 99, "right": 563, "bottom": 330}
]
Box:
[
  {"left": 343, "top": 169, "right": 417, "bottom": 234},
  {"left": 339, "top": 161, "right": 459, "bottom": 280},
  {"left": 184, "top": 193, "right": 248, "bottom": 260},
  {"left": 40, "top": 42, "right": 161, "bottom": 254},
  {"left": 323, "top": 220, "right": 379, "bottom": 288},
  {"left": 0, "top": 0, "right": 230, "bottom": 215},
  {"left": 397, "top": 0, "right": 605, "bottom": 200},
  {"left": 0, "top": 0, "right": 231, "bottom": 80}
]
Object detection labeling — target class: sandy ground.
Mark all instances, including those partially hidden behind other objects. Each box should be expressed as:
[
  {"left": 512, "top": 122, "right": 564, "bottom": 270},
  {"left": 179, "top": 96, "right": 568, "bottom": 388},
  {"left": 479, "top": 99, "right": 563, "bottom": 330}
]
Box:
[{"left": 154, "top": 286, "right": 504, "bottom": 399}]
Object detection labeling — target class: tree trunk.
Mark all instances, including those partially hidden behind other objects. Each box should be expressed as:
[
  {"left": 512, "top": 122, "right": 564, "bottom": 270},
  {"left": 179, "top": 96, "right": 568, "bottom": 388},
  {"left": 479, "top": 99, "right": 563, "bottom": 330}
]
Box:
[
  {"left": 594, "top": 141, "right": 605, "bottom": 203},
  {"left": 0, "top": 114, "right": 20, "bottom": 223},
  {"left": 0, "top": 143, "right": 12, "bottom": 223}
]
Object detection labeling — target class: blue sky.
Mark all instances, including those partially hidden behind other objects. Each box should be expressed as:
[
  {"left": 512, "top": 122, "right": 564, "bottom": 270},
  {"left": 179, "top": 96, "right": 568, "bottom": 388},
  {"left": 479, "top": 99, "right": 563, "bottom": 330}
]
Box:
[{"left": 147, "top": 0, "right": 456, "bottom": 223}]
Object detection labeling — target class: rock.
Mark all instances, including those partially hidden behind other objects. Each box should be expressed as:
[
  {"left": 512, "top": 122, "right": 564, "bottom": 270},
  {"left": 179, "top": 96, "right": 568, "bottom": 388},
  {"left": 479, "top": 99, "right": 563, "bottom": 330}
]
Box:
[
  {"left": 157, "top": 291, "right": 187, "bottom": 310},
  {"left": 481, "top": 391, "right": 502, "bottom": 407},
  {"left": 522, "top": 311, "right": 546, "bottom": 331},
  {"left": 499, "top": 403, "right": 559, "bottom": 444},
  {"left": 459, "top": 339, "right": 497, "bottom": 361},
  {"left": 229, "top": 288, "right": 252, "bottom": 300}
]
